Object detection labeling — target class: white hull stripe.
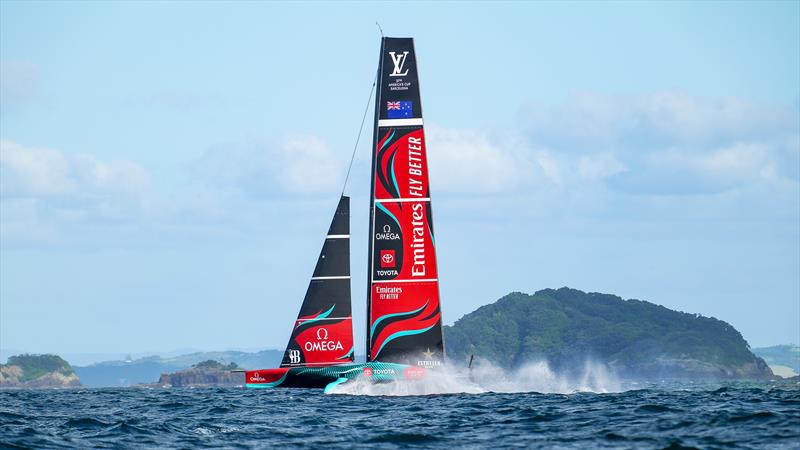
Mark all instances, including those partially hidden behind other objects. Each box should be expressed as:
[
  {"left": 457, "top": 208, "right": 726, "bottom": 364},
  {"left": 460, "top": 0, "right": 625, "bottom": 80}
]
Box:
[
  {"left": 296, "top": 316, "right": 352, "bottom": 322},
  {"left": 311, "top": 276, "right": 350, "bottom": 280},
  {"left": 375, "top": 197, "right": 430, "bottom": 203},
  {"left": 326, "top": 234, "right": 350, "bottom": 239},
  {"left": 378, "top": 118, "right": 423, "bottom": 127},
  {"left": 372, "top": 278, "right": 438, "bottom": 284}
]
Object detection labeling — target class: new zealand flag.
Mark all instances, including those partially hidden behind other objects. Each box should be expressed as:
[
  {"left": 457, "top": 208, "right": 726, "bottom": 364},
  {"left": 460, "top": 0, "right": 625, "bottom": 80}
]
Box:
[{"left": 387, "top": 101, "right": 413, "bottom": 119}]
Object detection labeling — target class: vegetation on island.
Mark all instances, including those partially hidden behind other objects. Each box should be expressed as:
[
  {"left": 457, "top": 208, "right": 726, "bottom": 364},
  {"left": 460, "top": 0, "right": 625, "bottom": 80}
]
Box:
[
  {"left": 0, "top": 354, "right": 81, "bottom": 388},
  {"left": 444, "top": 288, "right": 773, "bottom": 380},
  {"left": 192, "top": 360, "right": 240, "bottom": 371}
]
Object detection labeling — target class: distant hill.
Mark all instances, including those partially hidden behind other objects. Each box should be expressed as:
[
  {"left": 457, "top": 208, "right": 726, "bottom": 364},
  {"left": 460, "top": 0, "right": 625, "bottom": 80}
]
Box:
[
  {"left": 75, "top": 350, "right": 281, "bottom": 387},
  {"left": 0, "top": 354, "right": 81, "bottom": 388},
  {"left": 752, "top": 345, "right": 800, "bottom": 378},
  {"left": 444, "top": 288, "right": 773, "bottom": 381}
]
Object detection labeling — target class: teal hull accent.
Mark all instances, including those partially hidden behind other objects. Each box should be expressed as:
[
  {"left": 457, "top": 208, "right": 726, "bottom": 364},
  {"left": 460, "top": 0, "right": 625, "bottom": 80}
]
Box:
[{"left": 322, "top": 377, "right": 350, "bottom": 394}]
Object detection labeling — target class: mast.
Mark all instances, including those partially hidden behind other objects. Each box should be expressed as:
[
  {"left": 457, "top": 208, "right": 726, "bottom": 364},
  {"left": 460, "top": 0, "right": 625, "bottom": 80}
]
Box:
[
  {"left": 365, "top": 37, "right": 445, "bottom": 367},
  {"left": 366, "top": 39, "right": 386, "bottom": 363}
]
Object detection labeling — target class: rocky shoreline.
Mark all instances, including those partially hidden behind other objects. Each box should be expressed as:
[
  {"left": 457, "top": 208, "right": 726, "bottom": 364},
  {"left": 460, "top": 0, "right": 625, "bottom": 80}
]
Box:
[{"left": 138, "top": 360, "right": 245, "bottom": 388}]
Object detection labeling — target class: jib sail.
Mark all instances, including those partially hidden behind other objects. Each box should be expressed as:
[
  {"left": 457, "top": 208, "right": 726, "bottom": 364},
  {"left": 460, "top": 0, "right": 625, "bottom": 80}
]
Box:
[
  {"left": 366, "top": 37, "right": 444, "bottom": 367},
  {"left": 280, "top": 195, "right": 354, "bottom": 367}
]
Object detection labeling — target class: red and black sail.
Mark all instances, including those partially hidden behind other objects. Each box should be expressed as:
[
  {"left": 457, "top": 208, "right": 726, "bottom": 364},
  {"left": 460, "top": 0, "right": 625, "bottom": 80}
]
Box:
[
  {"left": 280, "top": 195, "right": 354, "bottom": 367},
  {"left": 366, "top": 38, "right": 445, "bottom": 367}
]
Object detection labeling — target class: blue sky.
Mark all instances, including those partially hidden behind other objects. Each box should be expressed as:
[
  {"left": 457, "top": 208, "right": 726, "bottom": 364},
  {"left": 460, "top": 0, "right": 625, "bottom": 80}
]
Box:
[{"left": 1, "top": 1, "right": 798, "bottom": 359}]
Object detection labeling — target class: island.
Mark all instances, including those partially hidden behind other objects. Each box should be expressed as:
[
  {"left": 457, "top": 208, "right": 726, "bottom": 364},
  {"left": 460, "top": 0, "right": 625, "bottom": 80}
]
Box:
[
  {"left": 141, "top": 360, "right": 245, "bottom": 387},
  {"left": 0, "top": 354, "right": 81, "bottom": 388},
  {"left": 445, "top": 288, "right": 774, "bottom": 381}
]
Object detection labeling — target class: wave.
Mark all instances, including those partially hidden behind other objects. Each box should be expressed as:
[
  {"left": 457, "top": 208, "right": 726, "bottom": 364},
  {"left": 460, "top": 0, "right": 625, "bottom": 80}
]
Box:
[{"left": 2, "top": 383, "right": 797, "bottom": 448}]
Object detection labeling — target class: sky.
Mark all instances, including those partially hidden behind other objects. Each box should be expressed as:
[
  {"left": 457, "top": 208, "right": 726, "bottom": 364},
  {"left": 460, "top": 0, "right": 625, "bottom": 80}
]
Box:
[{"left": 1, "top": 1, "right": 798, "bottom": 361}]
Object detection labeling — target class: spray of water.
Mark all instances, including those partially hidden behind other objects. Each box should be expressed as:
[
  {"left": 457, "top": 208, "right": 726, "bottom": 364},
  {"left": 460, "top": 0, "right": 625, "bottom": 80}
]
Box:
[
  {"left": 329, "top": 364, "right": 484, "bottom": 396},
  {"left": 328, "top": 359, "right": 623, "bottom": 396},
  {"left": 470, "top": 359, "right": 622, "bottom": 394}
]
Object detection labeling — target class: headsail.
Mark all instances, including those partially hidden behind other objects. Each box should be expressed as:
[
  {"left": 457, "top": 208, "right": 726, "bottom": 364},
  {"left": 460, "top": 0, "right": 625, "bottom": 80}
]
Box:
[
  {"left": 280, "top": 195, "right": 354, "bottom": 367},
  {"left": 366, "top": 38, "right": 444, "bottom": 367}
]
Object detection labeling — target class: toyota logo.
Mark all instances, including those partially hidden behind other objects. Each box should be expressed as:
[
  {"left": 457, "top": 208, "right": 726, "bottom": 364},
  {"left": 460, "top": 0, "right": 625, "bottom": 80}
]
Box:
[{"left": 382, "top": 253, "right": 394, "bottom": 264}]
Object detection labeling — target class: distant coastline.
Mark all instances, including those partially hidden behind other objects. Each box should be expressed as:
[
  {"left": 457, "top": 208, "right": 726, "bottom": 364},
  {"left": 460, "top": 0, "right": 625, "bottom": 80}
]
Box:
[{"left": 3, "top": 288, "right": 794, "bottom": 388}]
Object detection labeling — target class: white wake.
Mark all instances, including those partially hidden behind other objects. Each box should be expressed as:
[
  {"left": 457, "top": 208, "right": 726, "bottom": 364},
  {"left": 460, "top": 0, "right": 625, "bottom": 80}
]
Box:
[{"left": 328, "top": 359, "right": 622, "bottom": 396}]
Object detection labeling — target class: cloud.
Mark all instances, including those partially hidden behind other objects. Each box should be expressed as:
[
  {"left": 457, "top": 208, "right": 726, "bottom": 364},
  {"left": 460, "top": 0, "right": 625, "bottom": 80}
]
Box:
[
  {"left": 520, "top": 91, "right": 799, "bottom": 196},
  {"left": 0, "top": 134, "right": 348, "bottom": 248},
  {"left": 0, "top": 140, "right": 149, "bottom": 199},
  {"left": 577, "top": 153, "right": 627, "bottom": 181},
  {"left": 425, "top": 125, "right": 545, "bottom": 193},
  {"left": 524, "top": 91, "right": 798, "bottom": 152},
  {"left": 422, "top": 93, "right": 797, "bottom": 199},
  {"left": 190, "top": 135, "right": 343, "bottom": 196},
  {"left": 0, "top": 140, "right": 150, "bottom": 244},
  {"left": 609, "top": 143, "right": 780, "bottom": 195},
  {"left": 2, "top": 92, "right": 795, "bottom": 248}
]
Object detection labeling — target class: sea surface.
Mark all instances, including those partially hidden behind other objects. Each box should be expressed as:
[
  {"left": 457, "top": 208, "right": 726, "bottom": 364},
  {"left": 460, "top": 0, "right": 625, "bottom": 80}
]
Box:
[{"left": 1, "top": 381, "right": 798, "bottom": 449}]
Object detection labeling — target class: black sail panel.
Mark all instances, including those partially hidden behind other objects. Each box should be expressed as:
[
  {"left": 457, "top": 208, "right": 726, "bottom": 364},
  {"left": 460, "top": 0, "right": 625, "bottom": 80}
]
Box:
[
  {"left": 281, "top": 196, "right": 354, "bottom": 367},
  {"left": 366, "top": 38, "right": 445, "bottom": 367}
]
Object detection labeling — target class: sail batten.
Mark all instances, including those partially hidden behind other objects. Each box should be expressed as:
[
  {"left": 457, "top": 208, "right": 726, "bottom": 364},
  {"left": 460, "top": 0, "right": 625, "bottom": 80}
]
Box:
[{"left": 366, "top": 37, "right": 445, "bottom": 367}]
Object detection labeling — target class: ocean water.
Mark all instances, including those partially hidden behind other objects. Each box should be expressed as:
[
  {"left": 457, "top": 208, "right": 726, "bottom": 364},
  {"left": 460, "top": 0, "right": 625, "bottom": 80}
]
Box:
[{"left": 1, "top": 380, "right": 798, "bottom": 449}]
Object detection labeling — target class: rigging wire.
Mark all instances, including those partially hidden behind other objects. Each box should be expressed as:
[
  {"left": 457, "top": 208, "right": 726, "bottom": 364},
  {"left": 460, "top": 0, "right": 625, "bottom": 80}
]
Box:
[{"left": 341, "top": 72, "right": 377, "bottom": 196}]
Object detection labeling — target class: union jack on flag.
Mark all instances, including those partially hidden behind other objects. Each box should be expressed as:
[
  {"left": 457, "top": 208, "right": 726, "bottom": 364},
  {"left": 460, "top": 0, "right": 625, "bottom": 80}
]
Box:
[{"left": 386, "top": 100, "right": 413, "bottom": 118}]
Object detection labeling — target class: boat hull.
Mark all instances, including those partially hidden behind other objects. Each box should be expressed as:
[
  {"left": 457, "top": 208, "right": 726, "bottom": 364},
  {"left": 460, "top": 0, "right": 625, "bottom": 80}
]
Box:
[{"left": 245, "top": 362, "right": 426, "bottom": 391}]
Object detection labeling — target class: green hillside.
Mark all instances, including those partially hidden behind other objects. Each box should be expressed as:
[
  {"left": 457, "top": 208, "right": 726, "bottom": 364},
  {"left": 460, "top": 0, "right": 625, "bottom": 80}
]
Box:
[
  {"left": 444, "top": 288, "right": 772, "bottom": 380},
  {"left": 3, "top": 354, "right": 75, "bottom": 382},
  {"left": 0, "top": 354, "right": 81, "bottom": 387}
]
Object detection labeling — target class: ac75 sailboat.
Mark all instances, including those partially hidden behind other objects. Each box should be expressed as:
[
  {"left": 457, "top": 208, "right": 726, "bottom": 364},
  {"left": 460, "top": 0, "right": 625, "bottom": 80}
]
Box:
[{"left": 245, "top": 37, "right": 444, "bottom": 392}]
